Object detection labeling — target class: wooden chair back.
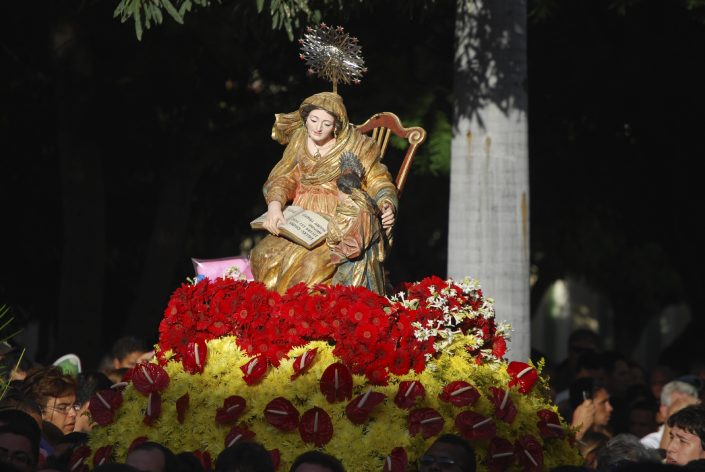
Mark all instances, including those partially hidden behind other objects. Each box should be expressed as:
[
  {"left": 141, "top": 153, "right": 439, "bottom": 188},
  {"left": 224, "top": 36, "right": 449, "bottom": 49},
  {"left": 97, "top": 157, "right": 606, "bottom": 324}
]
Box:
[{"left": 356, "top": 112, "right": 426, "bottom": 198}]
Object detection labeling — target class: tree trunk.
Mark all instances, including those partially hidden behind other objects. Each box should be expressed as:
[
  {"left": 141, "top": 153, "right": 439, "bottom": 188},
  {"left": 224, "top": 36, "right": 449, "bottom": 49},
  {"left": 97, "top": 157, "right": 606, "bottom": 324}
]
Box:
[{"left": 448, "top": 0, "right": 529, "bottom": 360}]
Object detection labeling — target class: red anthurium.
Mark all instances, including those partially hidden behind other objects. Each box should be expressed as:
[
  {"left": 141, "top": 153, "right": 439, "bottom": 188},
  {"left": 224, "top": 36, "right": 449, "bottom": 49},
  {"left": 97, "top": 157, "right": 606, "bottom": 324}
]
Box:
[
  {"left": 68, "top": 445, "right": 91, "bottom": 472},
  {"left": 438, "top": 381, "right": 480, "bottom": 407},
  {"left": 345, "top": 389, "right": 386, "bottom": 425},
  {"left": 291, "top": 348, "right": 318, "bottom": 380},
  {"left": 537, "top": 410, "right": 565, "bottom": 439},
  {"left": 183, "top": 340, "right": 208, "bottom": 374},
  {"left": 128, "top": 437, "right": 149, "bottom": 454},
  {"left": 383, "top": 447, "right": 408, "bottom": 472},
  {"left": 241, "top": 355, "right": 268, "bottom": 385},
  {"left": 455, "top": 411, "right": 496, "bottom": 441},
  {"left": 89, "top": 389, "right": 123, "bottom": 426},
  {"left": 299, "top": 407, "right": 333, "bottom": 447},
  {"left": 408, "top": 408, "right": 444, "bottom": 439},
  {"left": 192, "top": 451, "right": 212, "bottom": 472},
  {"left": 144, "top": 393, "right": 162, "bottom": 426},
  {"left": 515, "top": 435, "right": 544, "bottom": 472},
  {"left": 487, "top": 437, "right": 515, "bottom": 472},
  {"left": 320, "top": 363, "right": 353, "bottom": 403},
  {"left": 489, "top": 387, "right": 517, "bottom": 424},
  {"left": 269, "top": 449, "right": 281, "bottom": 470},
  {"left": 393, "top": 381, "right": 425, "bottom": 409},
  {"left": 93, "top": 445, "right": 113, "bottom": 468},
  {"left": 216, "top": 396, "right": 247, "bottom": 424},
  {"left": 131, "top": 362, "right": 170, "bottom": 395},
  {"left": 176, "top": 393, "right": 189, "bottom": 424},
  {"left": 264, "top": 397, "right": 300, "bottom": 431},
  {"left": 506, "top": 362, "right": 538, "bottom": 394},
  {"left": 224, "top": 426, "right": 256, "bottom": 448}
]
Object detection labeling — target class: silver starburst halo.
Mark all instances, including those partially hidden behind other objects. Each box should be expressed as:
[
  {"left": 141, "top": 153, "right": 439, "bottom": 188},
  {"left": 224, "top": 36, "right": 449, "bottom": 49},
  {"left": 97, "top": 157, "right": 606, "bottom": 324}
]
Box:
[{"left": 298, "top": 24, "right": 367, "bottom": 93}]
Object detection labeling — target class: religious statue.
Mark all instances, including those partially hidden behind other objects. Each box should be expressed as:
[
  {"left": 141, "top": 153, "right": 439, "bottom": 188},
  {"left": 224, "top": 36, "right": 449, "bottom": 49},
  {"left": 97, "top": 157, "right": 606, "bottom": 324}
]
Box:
[{"left": 249, "top": 25, "right": 397, "bottom": 294}]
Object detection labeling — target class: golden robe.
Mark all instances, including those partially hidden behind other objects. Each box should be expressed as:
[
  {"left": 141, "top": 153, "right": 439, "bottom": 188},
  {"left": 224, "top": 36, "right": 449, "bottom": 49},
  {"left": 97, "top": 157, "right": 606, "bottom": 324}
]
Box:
[{"left": 250, "top": 92, "right": 397, "bottom": 294}]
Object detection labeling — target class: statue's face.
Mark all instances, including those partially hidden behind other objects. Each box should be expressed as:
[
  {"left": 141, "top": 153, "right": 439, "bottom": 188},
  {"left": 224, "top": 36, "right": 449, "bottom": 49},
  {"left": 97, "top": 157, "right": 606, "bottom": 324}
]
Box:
[{"left": 305, "top": 108, "right": 336, "bottom": 143}]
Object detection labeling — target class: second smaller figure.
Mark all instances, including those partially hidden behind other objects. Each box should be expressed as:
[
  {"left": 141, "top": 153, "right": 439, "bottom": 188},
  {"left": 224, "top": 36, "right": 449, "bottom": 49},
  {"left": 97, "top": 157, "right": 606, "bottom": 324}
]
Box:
[{"left": 327, "top": 151, "right": 388, "bottom": 294}]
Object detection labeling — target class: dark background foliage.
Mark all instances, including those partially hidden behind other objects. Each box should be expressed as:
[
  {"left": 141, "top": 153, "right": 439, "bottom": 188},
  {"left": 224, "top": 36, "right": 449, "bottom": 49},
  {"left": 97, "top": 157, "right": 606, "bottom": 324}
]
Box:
[{"left": 1, "top": 0, "right": 703, "bottom": 369}]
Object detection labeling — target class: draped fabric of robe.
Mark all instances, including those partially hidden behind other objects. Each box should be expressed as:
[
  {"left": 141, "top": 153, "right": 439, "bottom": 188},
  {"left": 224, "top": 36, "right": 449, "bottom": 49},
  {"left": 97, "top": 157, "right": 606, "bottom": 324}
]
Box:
[
  {"left": 326, "top": 189, "right": 386, "bottom": 294},
  {"left": 250, "top": 92, "right": 397, "bottom": 294}
]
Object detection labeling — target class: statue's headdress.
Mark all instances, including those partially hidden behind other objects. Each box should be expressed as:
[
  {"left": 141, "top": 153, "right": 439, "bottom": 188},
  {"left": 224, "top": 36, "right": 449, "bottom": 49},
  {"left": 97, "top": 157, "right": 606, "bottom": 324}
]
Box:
[{"left": 299, "top": 24, "right": 367, "bottom": 94}]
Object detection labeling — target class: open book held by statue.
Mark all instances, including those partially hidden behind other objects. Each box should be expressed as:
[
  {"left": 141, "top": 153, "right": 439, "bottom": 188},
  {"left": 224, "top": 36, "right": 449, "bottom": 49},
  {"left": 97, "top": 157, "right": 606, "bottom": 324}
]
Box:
[{"left": 249, "top": 25, "right": 426, "bottom": 295}]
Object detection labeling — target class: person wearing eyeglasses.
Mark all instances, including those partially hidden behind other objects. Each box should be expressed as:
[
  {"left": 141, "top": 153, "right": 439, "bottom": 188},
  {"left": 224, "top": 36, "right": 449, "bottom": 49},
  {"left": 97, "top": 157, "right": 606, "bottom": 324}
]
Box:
[
  {"left": 20, "top": 366, "right": 79, "bottom": 435},
  {"left": 417, "top": 434, "right": 476, "bottom": 472}
]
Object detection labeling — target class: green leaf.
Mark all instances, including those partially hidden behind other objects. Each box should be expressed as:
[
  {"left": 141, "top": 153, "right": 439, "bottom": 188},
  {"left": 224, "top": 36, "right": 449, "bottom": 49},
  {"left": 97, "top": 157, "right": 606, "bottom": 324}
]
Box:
[
  {"left": 179, "top": 0, "right": 193, "bottom": 16},
  {"left": 161, "top": 0, "right": 185, "bottom": 24},
  {"left": 256, "top": 0, "right": 265, "bottom": 13},
  {"left": 133, "top": 0, "right": 144, "bottom": 40}
]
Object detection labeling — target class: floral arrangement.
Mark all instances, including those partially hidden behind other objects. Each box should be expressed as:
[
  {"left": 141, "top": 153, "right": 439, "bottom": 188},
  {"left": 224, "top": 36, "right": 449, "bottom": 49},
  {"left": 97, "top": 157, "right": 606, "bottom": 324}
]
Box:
[
  {"left": 86, "top": 277, "right": 581, "bottom": 471},
  {"left": 157, "top": 275, "right": 508, "bottom": 385}
]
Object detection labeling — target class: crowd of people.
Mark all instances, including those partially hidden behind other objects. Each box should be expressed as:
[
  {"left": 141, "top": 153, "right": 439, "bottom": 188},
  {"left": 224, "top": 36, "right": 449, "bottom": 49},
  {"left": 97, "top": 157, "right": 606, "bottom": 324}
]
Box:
[{"left": 1, "top": 329, "right": 704, "bottom": 472}]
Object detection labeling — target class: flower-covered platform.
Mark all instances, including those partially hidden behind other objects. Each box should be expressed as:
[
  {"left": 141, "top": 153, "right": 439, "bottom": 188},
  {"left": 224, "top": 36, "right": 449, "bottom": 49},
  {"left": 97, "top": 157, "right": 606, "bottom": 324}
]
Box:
[{"left": 86, "top": 276, "right": 581, "bottom": 471}]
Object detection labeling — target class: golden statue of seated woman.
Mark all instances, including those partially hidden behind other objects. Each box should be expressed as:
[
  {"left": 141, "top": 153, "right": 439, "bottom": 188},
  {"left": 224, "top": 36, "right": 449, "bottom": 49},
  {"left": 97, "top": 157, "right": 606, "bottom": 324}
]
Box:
[{"left": 249, "top": 91, "right": 397, "bottom": 294}]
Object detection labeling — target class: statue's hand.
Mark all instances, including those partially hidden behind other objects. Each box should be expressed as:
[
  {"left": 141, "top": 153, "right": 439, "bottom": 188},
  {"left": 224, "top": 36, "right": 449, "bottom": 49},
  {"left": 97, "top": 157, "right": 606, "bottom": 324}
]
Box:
[
  {"left": 381, "top": 202, "right": 395, "bottom": 230},
  {"left": 264, "top": 202, "right": 286, "bottom": 236}
]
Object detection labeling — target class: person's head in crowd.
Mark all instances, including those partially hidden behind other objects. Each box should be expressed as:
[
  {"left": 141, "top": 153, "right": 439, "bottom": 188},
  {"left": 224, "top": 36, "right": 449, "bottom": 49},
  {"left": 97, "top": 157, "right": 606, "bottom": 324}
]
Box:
[
  {"left": 0, "top": 391, "right": 43, "bottom": 429},
  {"left": 601, "top": 351, "right": 630, "bottom": 397},
  {"left": 570, "top": 378, "right": 614, "bottom": 438},
  {"left": 216, "top": 441, "right": 274, "bottom": 472},
  {"left": 650, "top": 365, "right": 676, "bottom": 401},
  {"left": 21, "top": 367, "right": 78, "bottom": 435},
  {"left": 574, "top": 350, "right": 606, "bottom": 384},
  {"left": 176, "top": 451, "right": 206, "bottom": 472},
  {"left": 659, "top": 380, "right": 699, "bottom": 425},
  {"left": 289, "top": 451, "right": 344, "bottom": 472},
  {"left": 49, "top": 431, "right": 88, "bottom": 459},
  {"left": 93, "top": 464, "right": 140, "bottom": 472},
  {"left": 0, "top": 416, "right": 41, "bottom": 472},
  {"left": 665, "top": 406, "right": 705, "bottom": 466},
  {"left": 628, "top": 360, "right": 648, "bottom": 388},
  {"left": 73, "top": 371, "right": 112, "bottom": 433},
  {"left": 125, "top": 441, "right": 176, "bottom": 472},
  {"left": 567, "top": 329, "right": 600, "bottom": 361},
  {"left": 596, "top": 433, "right": 661, "bottom": 471},
  {"left": 627, "top": 399, "right": 659, "bottom": 439},
  {"left": 417, "top": 434, "right": 476, "bottom": 472},
  {"left": 111, "top": 336, "right": 152, "bottom": 370},
  {"left": 105, "top": 367, "right": 131, "bottom": 385},
  {"left": 578, "top": 431, "right": 610, "bottom": 469}
]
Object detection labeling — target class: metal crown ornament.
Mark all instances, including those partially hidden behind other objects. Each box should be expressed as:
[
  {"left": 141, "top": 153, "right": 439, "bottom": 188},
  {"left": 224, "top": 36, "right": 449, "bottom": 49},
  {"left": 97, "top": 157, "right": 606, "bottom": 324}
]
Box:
[{"left": 298, "top": 24, "right": 367, "bottom": 94}]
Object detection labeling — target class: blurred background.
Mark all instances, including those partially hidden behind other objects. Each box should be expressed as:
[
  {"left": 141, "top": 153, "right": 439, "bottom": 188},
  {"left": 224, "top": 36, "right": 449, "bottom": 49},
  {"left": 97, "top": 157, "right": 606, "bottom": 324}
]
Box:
[{"left": 1, "top": 0, "right": 704, "bottom": 373}]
